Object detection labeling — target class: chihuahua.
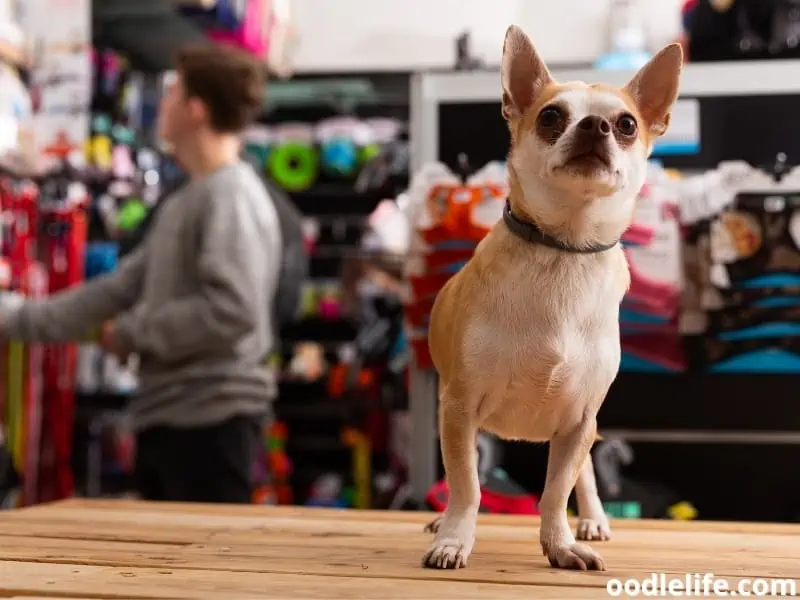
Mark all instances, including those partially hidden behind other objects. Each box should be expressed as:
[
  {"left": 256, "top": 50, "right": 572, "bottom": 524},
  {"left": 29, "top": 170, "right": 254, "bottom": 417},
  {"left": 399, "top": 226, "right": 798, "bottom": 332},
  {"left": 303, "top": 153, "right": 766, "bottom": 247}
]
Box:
[{"left": 421, "top": 25, "right": 682, "bottom": 571}]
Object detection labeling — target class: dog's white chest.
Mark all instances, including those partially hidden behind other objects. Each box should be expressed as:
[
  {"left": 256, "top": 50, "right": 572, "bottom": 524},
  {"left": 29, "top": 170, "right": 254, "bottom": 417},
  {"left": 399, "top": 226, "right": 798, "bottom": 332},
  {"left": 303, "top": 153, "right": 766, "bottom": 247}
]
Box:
[{"left": 463, "top": 249, "right": 627, "bottom": 441}]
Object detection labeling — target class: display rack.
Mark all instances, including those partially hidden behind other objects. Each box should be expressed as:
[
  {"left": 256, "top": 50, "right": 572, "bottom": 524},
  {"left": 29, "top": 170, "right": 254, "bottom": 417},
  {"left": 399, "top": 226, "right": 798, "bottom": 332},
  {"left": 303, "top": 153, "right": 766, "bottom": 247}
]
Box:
[
  {"left": 407, "top": 58, "right": 800, "bottom": 515},
  {"left": 252, "top": 72, "right": 411, "bottom": 505}
]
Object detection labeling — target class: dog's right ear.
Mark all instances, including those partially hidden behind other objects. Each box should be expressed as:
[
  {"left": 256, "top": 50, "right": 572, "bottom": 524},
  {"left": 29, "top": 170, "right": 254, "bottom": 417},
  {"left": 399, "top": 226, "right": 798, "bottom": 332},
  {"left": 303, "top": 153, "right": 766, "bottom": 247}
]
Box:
[{"left": 501, "top": 25, "right": 551, "bottom": 121}]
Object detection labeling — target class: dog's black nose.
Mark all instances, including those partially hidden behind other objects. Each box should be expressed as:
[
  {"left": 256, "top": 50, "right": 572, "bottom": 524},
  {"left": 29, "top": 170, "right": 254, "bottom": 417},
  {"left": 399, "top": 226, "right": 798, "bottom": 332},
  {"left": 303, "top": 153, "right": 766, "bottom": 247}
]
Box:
[{"left": 577, "top": 115, "right": 611, "bottom": 137}]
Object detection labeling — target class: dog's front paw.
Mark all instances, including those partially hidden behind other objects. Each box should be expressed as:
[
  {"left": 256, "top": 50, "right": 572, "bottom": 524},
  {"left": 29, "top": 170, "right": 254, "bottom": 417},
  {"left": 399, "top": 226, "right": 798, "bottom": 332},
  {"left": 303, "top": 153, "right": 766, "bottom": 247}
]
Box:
[
  {"left": 542, "top": 541, "right": 606, "bottom": 571},
  {"left": 424, "top": 515, "right": 442, "bottom": 533},
  {"left": 422, "top": 537, "right": 470, "bottom": 569},
  {"left": 576, "top": 517, "right": 611, "bottom": 542}
]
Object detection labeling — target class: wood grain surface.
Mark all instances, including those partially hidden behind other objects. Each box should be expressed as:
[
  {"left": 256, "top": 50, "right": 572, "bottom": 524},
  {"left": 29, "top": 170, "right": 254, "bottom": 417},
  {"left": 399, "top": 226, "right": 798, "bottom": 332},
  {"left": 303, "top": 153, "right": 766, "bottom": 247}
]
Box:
[{"left": 0, "top": 499, "right": 797, "bottom": 599}]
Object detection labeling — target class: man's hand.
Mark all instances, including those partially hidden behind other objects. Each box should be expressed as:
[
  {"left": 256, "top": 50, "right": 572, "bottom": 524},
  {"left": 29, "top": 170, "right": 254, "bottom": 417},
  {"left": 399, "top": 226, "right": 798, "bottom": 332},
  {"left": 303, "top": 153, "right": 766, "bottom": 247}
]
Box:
[{"left": 99, "top": 321, "right": 129, "bottom": 361}]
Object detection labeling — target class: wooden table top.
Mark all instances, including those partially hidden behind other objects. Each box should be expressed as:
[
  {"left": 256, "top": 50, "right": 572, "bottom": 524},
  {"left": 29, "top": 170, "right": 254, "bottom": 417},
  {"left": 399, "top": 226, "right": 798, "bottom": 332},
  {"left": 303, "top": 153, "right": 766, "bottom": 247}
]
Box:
[{"left": 0, "top": 499, "right": 798, "bottom": 599}]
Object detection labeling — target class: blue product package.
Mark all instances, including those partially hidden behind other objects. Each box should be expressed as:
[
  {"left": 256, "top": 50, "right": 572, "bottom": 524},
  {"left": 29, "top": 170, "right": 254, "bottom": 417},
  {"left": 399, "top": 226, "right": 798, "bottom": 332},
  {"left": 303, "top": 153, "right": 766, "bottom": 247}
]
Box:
[{"left": 178, "top": 0, "right": 245, "bottom": 31}]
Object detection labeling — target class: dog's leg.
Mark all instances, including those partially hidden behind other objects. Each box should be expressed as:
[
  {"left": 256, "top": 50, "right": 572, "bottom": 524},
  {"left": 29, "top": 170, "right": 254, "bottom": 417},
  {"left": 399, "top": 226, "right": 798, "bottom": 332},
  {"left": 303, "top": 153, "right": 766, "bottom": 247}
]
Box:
[
  {"left": 575, "top": 454, "right": 611, "bottom": 542},
  {"left": 540, "top": 418, "right": 606, "bottom": 570},
  {"left": 424, "top": 515, "right": 441, "bottom": 533},
  {"left": 422, "top": 397, "right": 480, "bottom": 569}
]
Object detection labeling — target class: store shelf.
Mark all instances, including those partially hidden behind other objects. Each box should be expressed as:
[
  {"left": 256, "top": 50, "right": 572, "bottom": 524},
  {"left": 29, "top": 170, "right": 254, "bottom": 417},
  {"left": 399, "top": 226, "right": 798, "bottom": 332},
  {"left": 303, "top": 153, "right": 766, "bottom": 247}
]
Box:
[
  {"left": 414, "top": 59, "right": 800, "bottom": 105},
  {"left": 92, "top": 0, "right": 209, "bottom": 72}
]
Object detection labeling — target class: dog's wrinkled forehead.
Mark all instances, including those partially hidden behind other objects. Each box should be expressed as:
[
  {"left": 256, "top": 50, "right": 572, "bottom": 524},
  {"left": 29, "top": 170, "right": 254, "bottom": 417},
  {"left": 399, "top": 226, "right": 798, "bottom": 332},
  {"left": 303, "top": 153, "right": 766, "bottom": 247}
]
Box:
[{"left": 549, "top": 86, "right": 632, "bottom": 123}]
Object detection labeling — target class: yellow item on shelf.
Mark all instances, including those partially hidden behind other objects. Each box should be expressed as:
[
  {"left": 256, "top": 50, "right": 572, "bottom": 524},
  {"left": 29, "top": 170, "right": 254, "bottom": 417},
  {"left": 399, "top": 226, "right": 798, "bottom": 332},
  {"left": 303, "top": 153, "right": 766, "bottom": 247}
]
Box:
[
  {"left": 89, "top": 135, "right": 112, "bottom": 170},
  {"left": 667, "top": 501, "right": 698, "bottom": 521}
]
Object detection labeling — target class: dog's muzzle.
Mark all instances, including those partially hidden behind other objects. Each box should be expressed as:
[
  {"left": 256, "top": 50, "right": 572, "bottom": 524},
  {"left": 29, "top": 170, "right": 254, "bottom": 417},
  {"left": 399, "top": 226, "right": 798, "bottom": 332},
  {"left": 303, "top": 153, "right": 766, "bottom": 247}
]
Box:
[{"left": 565, "top": 115, "right": 613, "bottom": 168}]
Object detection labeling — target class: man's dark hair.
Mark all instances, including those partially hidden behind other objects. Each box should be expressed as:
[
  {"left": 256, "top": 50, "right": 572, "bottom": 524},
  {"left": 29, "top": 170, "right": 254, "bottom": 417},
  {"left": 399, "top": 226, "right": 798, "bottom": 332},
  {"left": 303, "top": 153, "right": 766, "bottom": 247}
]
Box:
[{"left": 176, "top": 44, "right": 265, "bottom": 133}]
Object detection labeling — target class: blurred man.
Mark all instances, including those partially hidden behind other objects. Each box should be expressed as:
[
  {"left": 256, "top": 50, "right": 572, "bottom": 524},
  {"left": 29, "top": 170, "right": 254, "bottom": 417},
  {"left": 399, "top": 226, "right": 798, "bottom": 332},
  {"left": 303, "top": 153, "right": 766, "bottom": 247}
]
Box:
[{"left": 0, "top": 45, "right": 282, "bottom": 503}]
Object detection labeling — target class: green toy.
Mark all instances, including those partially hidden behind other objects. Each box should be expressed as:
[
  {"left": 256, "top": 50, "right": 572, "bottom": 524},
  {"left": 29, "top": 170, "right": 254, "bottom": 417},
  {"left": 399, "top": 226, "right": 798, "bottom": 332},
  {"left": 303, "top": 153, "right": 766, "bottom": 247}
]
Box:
[
  {"left": 269, "top": 142, "right": 319, "bottom": 192},
  {"left": 117, "top": 198, "right": 148, "bottom": 232},
  {"left": 360, "top": 142, "right": 381, "bottom": 163}
]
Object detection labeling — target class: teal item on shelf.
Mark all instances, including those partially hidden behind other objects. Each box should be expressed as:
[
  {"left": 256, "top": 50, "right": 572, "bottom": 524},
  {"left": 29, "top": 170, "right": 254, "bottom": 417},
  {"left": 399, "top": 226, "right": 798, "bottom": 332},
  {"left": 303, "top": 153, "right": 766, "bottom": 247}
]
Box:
[
  {"left": 321, "top": 137, "right": 359, "bottom": 177},
  {"left": 594, "top": 50, "right": 651, "bottom": 71},
  {"left": 245, "top": 142, "right": 271, "bottom": 171},
  {"left": 111, "top": 124, "right": 136, "bottom": 145},
  {"left": 603, "top": 501, "right": 641, "bottom": 519},
  {"left": 92, "top": 114, "right": 112, "bottom": 134}
]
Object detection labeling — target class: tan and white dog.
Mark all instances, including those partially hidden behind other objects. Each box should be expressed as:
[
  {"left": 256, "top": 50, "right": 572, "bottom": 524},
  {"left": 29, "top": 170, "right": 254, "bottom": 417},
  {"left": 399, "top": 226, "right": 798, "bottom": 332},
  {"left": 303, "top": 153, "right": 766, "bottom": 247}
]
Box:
[{"left": 421, "top": 25, "right": 682, "bottom": 571}]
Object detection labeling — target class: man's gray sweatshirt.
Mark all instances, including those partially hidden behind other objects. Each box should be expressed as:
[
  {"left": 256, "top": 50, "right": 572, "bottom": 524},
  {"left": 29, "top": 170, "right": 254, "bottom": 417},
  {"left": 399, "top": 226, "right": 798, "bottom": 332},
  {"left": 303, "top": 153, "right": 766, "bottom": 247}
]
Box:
[{"left": 1, "top": 161, "right": 282, "bottom": 431}]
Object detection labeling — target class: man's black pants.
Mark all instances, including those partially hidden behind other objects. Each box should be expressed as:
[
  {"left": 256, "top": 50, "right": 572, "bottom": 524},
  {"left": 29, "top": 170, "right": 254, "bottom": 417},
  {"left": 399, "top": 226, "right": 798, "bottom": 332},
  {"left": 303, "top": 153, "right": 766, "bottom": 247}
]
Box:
[{"left": 135, "top": 415, "right": 261, "bottom": 503}]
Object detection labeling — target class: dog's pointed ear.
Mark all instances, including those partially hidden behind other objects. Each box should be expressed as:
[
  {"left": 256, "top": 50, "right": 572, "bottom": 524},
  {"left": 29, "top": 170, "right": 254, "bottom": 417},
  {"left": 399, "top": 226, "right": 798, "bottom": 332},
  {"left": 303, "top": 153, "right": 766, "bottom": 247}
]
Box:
[
  {"left": 501, "top": 25, "right": 551, "bottom": 121},
  {"left": 624, "top": 43, "right": 683, "bottom": 138}
]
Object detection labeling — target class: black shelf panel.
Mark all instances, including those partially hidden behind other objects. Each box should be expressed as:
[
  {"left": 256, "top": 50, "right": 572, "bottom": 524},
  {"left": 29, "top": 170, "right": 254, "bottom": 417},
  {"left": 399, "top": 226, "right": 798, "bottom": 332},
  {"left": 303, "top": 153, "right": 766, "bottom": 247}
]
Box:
[
  {"left": 290, "top": 188, "right": 384, "bottom": 217},
  {"left": 281, "top": 317, "right": 358, "bottom": 342},
  {"left": 599, "top": 372, "right": 800, "bottom": 432},
  {"left": 438, "top": 95, "right": 800, "bottom": 173},
  {"left": 275, "top": 398, "right": 357, "bottom": 421},
  {"left": 310, "top": 256, "right": 344, "bottom": 279}
]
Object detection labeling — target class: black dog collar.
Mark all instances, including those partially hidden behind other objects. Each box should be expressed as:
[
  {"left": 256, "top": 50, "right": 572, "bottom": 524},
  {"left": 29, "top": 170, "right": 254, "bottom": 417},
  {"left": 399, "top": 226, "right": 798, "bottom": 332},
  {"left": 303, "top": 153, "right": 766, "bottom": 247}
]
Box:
[{"left": 502, "top": 200, "right": 618, "bottom": 254}]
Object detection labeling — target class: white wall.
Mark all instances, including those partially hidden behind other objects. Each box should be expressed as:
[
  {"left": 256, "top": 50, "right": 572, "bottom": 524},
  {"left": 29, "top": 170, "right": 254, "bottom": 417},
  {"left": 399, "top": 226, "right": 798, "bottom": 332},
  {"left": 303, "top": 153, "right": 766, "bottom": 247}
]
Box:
[{"left": 290, "top": 0, "right": 684, "bottom": 73}]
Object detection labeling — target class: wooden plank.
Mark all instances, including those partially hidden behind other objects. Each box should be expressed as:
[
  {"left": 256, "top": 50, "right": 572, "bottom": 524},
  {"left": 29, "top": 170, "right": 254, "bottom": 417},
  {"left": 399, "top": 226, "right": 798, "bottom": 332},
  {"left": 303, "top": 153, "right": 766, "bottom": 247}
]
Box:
[
  {"left": 0, "top": 561, "right": 600, "bottom": 599},
  {"left": 0, "top": 503, "right": 755, "bottom": 539},
  {"left": 5, "top": 506, "right": 800, "bottom": 557},
  {"left": 0, "top": 531, "right": 797, "bottom": 586},
  {"left": 0, "top": 519, "right": 207, "bottom": 545},
  {"left": 32, "top": 499, "right": 800, "bottom": 535}
]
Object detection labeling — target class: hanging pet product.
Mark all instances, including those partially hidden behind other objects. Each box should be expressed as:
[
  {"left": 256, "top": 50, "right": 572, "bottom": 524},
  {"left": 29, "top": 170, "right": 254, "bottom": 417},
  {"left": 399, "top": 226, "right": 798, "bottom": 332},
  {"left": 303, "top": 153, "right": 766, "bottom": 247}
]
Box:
[
  {"left": 355, "top": 119, "right": 407, "bottom": 193},
  {"left": 87, "top": 114, "right": 113, "bottom": 172},
  {"left": 263, "top": 0, "right": 298, "bottom": 77},
  {"left": 317, "top": 117, "right": 373, "bottom": 179},
  {"left": 178, "top": 0, "right": 248, "bottom": 30},
  {"left": 363, "top": 118, "right": 401, "bottom": 157},
  {"left": 619, "top": 163, "right": 687, "bottom": 372},
  {"left": 679, "top": 154, "right": 800, "bottom": 372},
  {"left": 400, "top": 160, "right": 507, "bottom": 368},
  {"left": 268, "top": 123, "right": 318, "bottom": 192},
  {"left": 243, "top": 125, "right": 273, "bottom": 172},
  {"left": 207, "top": 0, "right": 269, "bottom": 58}
]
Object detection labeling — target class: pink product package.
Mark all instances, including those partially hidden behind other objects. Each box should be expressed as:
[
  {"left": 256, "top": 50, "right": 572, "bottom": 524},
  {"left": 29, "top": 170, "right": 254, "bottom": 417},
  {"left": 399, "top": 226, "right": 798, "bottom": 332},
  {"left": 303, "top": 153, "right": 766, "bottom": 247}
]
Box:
[
  {"left": 622, "top": 333, "right": 687, "bottom": 371},
  {"left": 622, "top": 223, "right": 655, "bottom": 247},
  {"left": 208, "top": 0, "right": 269, "bottom": 57}
]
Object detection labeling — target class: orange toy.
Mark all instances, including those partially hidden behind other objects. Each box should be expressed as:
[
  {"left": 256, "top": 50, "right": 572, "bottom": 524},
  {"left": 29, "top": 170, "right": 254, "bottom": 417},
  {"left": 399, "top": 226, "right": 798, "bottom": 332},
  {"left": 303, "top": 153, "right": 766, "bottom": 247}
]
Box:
[{"left": 420, "top": 183, "right": 506, "bottom": 244}]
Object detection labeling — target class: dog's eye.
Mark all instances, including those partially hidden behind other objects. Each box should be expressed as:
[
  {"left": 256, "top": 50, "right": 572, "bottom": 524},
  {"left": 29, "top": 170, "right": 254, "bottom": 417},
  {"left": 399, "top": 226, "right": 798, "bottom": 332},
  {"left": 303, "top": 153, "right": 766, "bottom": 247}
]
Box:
[
  {"left": 538, "top": 106, "right": 563, "bottom": 128},
  {"left": 616, "top": 114, "right": 637, "bottom": 136}
]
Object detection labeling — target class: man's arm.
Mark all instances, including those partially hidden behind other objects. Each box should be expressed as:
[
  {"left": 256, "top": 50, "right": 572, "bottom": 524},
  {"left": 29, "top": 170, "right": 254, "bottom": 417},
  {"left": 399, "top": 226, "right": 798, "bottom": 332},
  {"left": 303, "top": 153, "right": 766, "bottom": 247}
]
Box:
[
  {"left": 113, "top": 189, "right": 265, "bottom": 363},
  {"left": 0, "top": 244, "right": 147, "bottom": 342}
]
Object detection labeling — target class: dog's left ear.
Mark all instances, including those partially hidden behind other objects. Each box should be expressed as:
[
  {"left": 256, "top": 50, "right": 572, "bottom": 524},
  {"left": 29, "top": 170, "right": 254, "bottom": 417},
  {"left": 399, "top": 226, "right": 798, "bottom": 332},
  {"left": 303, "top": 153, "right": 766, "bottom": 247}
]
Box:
[
  {"left": 501, "top": 25, "right": 552, "bottom": 121},
  {"left": 624, "top": 43, "right": 683, "bottom": 138}
]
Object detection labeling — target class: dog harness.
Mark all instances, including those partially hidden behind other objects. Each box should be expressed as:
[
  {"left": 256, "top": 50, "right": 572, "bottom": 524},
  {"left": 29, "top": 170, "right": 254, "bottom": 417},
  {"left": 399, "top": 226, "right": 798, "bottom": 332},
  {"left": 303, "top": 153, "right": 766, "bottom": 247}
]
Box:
[{"left": 502, "top": 200, "right": 619, "bottom": 253}]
